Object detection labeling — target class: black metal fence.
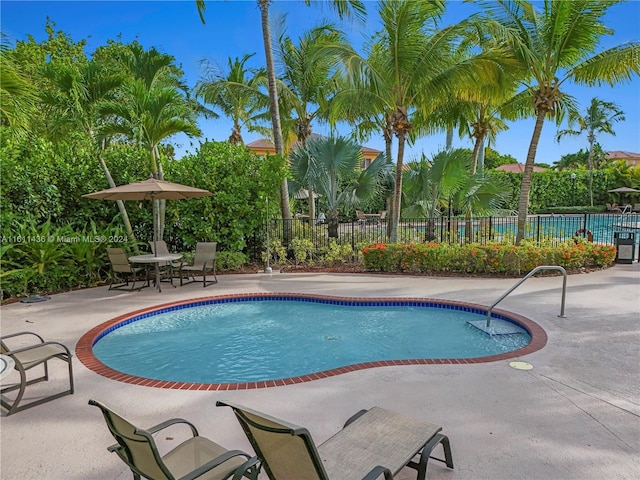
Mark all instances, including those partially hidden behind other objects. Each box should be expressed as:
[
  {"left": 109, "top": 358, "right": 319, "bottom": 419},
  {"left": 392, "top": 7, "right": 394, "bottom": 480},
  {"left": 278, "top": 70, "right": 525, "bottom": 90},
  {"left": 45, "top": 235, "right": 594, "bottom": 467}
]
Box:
[{"left": 246, "top": 213, "right": 639, "bottom": 262}]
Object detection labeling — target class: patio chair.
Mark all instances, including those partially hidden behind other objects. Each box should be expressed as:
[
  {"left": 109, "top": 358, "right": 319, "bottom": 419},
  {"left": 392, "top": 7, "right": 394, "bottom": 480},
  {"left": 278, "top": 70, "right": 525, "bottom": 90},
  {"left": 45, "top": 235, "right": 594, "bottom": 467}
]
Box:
[
  {"left": 149, "top": 240, "right": 184, "bottom": 284},
  {"left": 106, "top": 247, "right": 149, "bottom": 291},
  {"left": 606, "top": 203, "right": 622, "bottom": 213},
  {"left": 179, "top": 242, "right": 218, "bottom": 287},
  {"left": 1, "top": 332, "right": 74, "bottom": 415},
  {"left": 633, "top": 203, "right": 640, "bottom": 213},
  {"left": 356, "top": 210, "right": 368, "bottom": 228},
  {"left": 379, "top": 210, "right": 387, "bottom": 221},
  {"left": 217, "top": 400, "right": 453, "bottom": 480},
  {"left": 89, "top": 399, "right": 259, "bottom": 480}
]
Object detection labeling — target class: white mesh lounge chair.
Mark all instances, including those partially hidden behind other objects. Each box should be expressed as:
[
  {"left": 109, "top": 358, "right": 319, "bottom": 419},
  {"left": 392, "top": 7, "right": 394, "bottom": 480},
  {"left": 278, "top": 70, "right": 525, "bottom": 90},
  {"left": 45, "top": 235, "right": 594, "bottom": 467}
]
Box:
[
  {"left": 1, "top": 332, "right": 74, "bottom": 415},
  {"left": 217, "top": 401, "right": 453, "bottom": 480},
  {"left": 179, "top": 242, "right": 218, "bottom": 287},
  {"left": 89, "top": 399, "right": 259, "bottom": 480}
]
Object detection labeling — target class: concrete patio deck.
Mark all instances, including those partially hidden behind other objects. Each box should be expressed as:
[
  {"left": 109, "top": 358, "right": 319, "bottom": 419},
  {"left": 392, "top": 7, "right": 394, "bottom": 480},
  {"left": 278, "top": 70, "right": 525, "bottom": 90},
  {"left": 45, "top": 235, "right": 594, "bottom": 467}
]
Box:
[{"left": 1, "top": 265, "right": 639, "bottom": 479}]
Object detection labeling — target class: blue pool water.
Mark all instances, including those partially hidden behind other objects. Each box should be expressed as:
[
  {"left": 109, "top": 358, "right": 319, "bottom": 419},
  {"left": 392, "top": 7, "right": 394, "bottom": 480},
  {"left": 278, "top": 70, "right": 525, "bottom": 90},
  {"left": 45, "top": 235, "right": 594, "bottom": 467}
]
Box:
[{"left": 93, "top": 298, "right": 531, "bottom": 384}]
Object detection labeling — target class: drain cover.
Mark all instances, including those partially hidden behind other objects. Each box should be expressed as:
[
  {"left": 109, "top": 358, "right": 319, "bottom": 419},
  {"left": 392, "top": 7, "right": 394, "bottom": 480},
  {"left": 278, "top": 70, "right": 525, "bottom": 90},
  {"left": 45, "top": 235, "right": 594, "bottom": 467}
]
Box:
[
  {"left": 20, "top": 295, "right": 51, "bottom": 303},
  {"left": 509, "top": 361, "right": 533, "bottom": 370}
]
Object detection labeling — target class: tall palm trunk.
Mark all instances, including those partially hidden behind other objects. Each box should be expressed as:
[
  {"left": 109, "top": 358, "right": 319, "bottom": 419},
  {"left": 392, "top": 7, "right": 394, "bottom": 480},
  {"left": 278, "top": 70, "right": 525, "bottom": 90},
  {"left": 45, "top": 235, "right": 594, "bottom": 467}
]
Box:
[
  {"left": 471, "top": 135, "right": 483, "bottom": 175},
  {"left": 98, "top": 140, "right": 137, "bottom": 248},
  {"left": 390, "top": 133, "right": 406, "bottom": 243},
  {"left": 259, "top": 0, "right": 291, "bottom": 245},
  {"left": 587, "top": 134, "right": 595, "bottom": 207},
  {"left": 446, "top": 128, "right": 454, "bottom": 150},
  {"left": 154, "top": 145, "right": 167, "bottom": 240},
  {"left": 383, "top": 120, "right": 394, "bottom": 238},
  {"left": 516, "top": 109, "right": 546, "bottom": 244}
]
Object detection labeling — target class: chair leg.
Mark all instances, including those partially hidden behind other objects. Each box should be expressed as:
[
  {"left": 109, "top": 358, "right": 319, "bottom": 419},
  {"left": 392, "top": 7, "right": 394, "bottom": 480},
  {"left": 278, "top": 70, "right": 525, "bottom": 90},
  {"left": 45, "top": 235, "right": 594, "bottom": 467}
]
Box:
[
  {"left": 0, "top": 358, "right": 74, "bottom": 415},
  {"left": 409, "top": 433, "right": 454, "bottom": 480}
]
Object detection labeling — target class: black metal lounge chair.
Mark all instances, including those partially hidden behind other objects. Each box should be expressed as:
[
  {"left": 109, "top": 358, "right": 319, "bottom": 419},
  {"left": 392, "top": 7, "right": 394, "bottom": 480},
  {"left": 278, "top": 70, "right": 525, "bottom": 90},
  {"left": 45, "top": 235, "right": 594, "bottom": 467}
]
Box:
[
  {"left": 89, "top": 399, "right": 259, "bottom": 480},
  {"left": 179, "top": 242, "right": 218, "bottom": 287},
  {"left": 217, "top": 400, "right": 454, "bottom": 480},
  {"left": 106, "top": 247, "right": 148, "bottom": 291},
  {"left": 1, "top": 332, "right": 74, "bottom": 415}
]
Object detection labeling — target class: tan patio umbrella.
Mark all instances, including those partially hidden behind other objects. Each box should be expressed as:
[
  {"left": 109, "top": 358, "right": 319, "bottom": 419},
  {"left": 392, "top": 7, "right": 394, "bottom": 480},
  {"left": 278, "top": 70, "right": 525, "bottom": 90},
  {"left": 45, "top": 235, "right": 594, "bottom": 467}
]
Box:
[
  {"left": 607, "top": 186, "right": 640, "bottom": 209},
  {"left": 83, "top": 177, "right": 212, "bottom": 253},
  {"left": 607, "top": 186, "right": 640, "bottom": 193}
]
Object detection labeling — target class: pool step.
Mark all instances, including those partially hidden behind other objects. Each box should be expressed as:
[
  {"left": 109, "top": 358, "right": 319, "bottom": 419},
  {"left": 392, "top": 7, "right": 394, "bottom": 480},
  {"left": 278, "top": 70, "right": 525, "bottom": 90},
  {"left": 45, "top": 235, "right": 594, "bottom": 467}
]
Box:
[{"left": 467, "top": 319, "right": 524, "bottom": 336}]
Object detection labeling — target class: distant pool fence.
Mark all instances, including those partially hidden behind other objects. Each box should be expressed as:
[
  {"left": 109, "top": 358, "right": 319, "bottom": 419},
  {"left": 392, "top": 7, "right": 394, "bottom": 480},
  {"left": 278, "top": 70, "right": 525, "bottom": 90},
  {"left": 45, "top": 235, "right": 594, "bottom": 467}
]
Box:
[{"left": 247, "top": 213, "right": 640, "bottom": 262}]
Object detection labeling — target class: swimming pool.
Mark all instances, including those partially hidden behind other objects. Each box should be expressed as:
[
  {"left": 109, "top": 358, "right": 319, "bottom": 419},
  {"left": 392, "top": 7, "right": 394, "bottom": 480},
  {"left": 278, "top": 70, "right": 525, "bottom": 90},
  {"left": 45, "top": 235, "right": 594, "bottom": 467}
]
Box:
[{"left": 77, "top": 294, "right": 546, "bottom": 389}]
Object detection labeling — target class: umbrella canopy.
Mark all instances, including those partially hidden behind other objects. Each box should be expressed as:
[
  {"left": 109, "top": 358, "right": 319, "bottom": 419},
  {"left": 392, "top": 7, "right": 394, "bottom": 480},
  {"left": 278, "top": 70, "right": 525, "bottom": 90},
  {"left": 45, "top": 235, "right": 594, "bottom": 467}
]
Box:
[
  {"left": 293, "top": 188, "right": 321, "bottom": 200},
  {"left": 83, "top": 177, "right": 213, "bottom": 201},
  {"left": 607, "top": 186, "right": 640, "bottom": 193},
  {"left": 83, "top": 177, "right": 212, "bottom": 254}
]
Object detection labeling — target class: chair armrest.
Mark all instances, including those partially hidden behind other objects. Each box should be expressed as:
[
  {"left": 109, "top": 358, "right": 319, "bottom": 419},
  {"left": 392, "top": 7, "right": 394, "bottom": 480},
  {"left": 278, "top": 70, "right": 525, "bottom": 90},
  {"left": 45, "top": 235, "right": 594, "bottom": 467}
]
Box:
[
  {"left": 178, "top": 450, "right": 251, "bottom": 480},
  {"left": 1, "top": 331, "right": 45, "bottom": 343},
  {"left": 343, "top": 409, "right": 368, "bottom": 428},
  {"left": 362, "top": 465, "right": 393, "bottom": 480},
  {"left": 3, "top": 341, "right": 72, "bottom": 357},
  {"left": 145, "top": 418, "right": 199, "bottom": 437}
]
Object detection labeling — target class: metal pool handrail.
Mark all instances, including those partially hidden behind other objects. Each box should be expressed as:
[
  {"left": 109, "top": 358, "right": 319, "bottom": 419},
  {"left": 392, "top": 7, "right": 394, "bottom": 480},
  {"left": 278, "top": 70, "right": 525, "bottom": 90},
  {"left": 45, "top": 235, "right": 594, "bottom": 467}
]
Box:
[{"left": 486, "top": 265, "right": 567, "bottom": 328}]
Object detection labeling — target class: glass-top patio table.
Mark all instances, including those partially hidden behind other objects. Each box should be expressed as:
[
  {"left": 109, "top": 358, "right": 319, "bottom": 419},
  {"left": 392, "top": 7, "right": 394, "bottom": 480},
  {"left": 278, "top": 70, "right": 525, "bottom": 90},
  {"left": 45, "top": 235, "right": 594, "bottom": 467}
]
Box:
[
  {"left": 0, "top": 354, "right": 16, "bottom": 381},
  {"left": 129, "top": 254, "right": 182, "bottom": 293}
]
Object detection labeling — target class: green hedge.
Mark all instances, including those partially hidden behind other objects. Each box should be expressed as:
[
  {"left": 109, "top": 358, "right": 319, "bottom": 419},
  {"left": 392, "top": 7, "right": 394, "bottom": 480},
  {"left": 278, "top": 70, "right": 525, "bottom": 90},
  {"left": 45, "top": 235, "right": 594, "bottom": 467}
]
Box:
[{"left": 361, "top": 240, "right": 616, "bottom": 275}]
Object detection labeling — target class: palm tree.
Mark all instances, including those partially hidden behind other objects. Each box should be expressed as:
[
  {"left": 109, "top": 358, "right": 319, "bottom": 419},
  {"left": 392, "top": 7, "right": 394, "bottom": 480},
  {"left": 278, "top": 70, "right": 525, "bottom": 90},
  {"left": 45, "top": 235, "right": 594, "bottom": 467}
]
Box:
[
  {"left": 289, "top": 136, "right": 389, "bottom": 237},
  {"left": 480, "top": 0, "right": 640, "bottom": 243},
  {"left": 99, "top": 81, "right": 201, "bottom": 242},
  {"left": 344, "top": 1, "right": 509, "bottom": 242},
  {"left": 196, "top": 53, "right": 268, "bottom": 145},
  {"left": 276, "top": 23, "right": 351, "bottom": 219},
  {"left": 0, "top": 36, "right": 37, "bottom": 136},
  {"left": 39, "top": 59, "right": 138, "bottom": 242},
  {"left": 556, "top": 97, "right": 625, "bottom": 207},
  {"left": 196, "top": 0, "right": 365, "bottom": 243}
]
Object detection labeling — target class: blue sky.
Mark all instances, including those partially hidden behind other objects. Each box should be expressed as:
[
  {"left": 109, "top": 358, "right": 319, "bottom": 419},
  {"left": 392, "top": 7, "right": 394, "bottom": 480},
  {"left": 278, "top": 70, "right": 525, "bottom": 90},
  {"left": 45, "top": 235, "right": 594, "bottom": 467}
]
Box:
[{"left": 2, "top": 0, "right": 639, "bottom": 165}]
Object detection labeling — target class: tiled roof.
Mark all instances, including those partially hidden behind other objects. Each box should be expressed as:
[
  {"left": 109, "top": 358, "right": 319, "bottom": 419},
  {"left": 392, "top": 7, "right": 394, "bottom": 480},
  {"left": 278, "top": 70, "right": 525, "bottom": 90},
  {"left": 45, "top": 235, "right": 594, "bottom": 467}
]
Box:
[
  {"left": 606, "top": 151, "right": 640, "bottom": 160},
  {"left": 247, "top": 136, "right": 382, "bottom": 155},
  {"left": 495, "top": 163, "right": 548, "bottom": 173}
]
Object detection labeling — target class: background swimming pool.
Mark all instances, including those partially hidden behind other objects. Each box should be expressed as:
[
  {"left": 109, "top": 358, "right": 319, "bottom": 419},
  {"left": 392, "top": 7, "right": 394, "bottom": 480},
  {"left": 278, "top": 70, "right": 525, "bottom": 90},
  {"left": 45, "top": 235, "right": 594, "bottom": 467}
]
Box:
[{"left": 93, "top": 300, "right": 531, "bottom": 383}]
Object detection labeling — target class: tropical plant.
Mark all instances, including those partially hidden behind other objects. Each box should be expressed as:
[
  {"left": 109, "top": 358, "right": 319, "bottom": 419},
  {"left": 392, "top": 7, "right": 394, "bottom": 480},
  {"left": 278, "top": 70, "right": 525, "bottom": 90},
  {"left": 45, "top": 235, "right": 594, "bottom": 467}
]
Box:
[
  {"left": 99, "top": 80, "right": 201, "bottom": 241},
  {"left": 479, "top": 0, "right": 640, "bottom": 243},
  {"left": 403, "top": 148, "right": 511, "bottom": 240},
  {"left": 276, "top": 23, "right": 352, "bottom": 219},
  {"left": 556, "top": 97, "right": 625, "bottom": 206},
  {"left": 289, "top": 136, "right": 390, "bottom": 237},
  {"left": 196, "top": 53, "right": 268, "bottom": 144},
  {"left": 196, "top": 0, "right": 366, "bottom": 241},
  {"left": 340, "top": 1, "right": 511, "bottom": 242},
  {"left": 0, "top": 35, "right": 37, "bottom": 136}
]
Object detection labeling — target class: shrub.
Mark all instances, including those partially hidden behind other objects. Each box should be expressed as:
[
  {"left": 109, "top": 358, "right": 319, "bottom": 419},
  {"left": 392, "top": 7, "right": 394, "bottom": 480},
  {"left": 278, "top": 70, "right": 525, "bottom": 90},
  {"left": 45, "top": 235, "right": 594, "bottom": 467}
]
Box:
[
  {"left": 290, "top": 238, "right": 315, "bottom": 265},
  {"left": 216, "top": 251, "right": 248, "bottom": 271},
  {"left": 361, "top": 240, "right": 616, "bottom": 275}
]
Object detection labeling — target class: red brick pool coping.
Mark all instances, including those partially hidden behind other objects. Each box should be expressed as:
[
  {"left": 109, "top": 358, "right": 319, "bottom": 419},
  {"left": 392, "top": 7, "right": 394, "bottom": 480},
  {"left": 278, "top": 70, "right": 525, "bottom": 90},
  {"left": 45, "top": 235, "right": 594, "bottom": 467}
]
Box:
[{"left": 76, "top": 293, "right": 547, "bottom": 390}]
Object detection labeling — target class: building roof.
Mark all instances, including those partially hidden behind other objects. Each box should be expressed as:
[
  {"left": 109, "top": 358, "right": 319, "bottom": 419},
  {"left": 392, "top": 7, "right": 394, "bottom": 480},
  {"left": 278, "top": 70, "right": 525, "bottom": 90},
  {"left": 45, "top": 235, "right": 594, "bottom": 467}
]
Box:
[
  {"left": 495, "top": 163, "right": 548, "bottom": 173},
  {"left": 247, "top": 136, "right": 382, "bottom": 156},
  {"left": 606, "top": 151, "right": 640, "bottom": 160}
]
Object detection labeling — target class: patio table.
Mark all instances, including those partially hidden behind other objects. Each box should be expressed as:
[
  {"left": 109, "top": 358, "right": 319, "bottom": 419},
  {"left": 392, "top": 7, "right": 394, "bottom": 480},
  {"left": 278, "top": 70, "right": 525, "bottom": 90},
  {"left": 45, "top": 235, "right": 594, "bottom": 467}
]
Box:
[
  {"left": 129, "top": 254, "right": 182, "bottom": 293},
  {"left": 0, "top": 354, "right": 15, "bottom": 381}
]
